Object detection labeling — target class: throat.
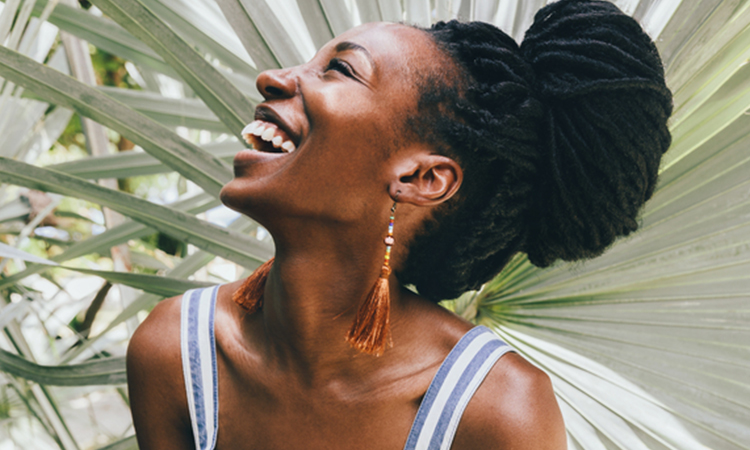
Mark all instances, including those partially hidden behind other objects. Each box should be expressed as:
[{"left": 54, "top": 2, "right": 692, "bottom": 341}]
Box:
[{"left": 252, "top": 252, "right": 402, "bottom": 371}]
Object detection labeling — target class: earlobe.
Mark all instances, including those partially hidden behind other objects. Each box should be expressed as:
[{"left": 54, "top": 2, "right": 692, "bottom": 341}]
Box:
[{"left": 390, "top": 154, "right": 463, "bottom": 206}]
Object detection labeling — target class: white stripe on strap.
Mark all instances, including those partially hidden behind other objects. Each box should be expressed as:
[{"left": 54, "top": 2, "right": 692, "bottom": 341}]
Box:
[
  {"left": 404, "top": 326, "right": 513, "bottom": 450},
  {"left": 439, "top": 343, "right": 513, "bottom": 449},
  {"left": 412, "top": 331, "right": 496, "bottom": 450},
  {"left": 180, "top": 286, "right": 220, "bottom": 450},
  {"left": 180, "top": 288, "right": 199, "bottom": 449}
]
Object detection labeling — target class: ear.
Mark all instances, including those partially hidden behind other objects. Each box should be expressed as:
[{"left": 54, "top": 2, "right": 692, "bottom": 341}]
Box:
[{"left": 389, "top": 151, "right": 463, "bottom": 206}]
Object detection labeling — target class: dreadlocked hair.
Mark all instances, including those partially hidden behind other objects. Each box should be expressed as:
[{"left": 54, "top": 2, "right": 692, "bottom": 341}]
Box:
[{"left": 398, "top": 0, "right": 673, "bottom": 302}]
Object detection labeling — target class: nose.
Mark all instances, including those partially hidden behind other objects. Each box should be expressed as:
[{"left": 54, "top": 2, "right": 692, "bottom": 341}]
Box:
[{"left": 256, "top": 67, "right": 297, "bottom": 100}]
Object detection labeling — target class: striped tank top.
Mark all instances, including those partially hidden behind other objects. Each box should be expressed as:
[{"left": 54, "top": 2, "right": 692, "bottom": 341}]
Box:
[{"left": 181, "top": 286, "right": 514, "bottom": 450}]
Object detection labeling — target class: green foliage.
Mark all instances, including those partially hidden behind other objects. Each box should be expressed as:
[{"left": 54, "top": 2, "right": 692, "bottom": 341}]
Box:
[
  {"left": 138, "top": 231, "right": 186, "bottom": 258},
  {"left": 57, "top": 114, "right": 84, "bottom": 149},
  {"left": 89, "top": 48, "right": 140, "bottom": 89}
]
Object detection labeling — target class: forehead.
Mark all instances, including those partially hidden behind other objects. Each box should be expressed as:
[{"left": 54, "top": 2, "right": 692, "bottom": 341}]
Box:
[
  {"left": 335, "top": 22, "right": 435, "bottom": 55},
  {"left": 329, "top": 23, "right": 442, "bottom": 85}
]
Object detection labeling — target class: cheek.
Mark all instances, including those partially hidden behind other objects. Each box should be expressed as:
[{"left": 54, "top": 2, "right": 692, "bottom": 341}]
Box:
[
  {"left": 306, "top": 87, "right": 390, "bottom": 159},
  {"left": 283, "top": 121, "right": 388, "bottom": 217}
]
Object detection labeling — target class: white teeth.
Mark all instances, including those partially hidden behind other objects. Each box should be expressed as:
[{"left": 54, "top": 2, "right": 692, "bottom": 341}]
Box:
[
  {"left": 241, "top": 121, "right": 259, "bottom": 136},
  {"left": 241, "top": 120, "right": 298, "bottom": 154},
  {"left": 261, "top": 127, "right": 276, "bottom": 142}
]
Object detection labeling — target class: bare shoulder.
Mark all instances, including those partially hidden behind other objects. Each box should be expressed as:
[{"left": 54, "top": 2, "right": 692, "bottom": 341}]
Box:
[
  {"left": 127, "top": 294, "right": 194, "bottom": 449},
  {"left": 127, "top": 294, "right": 183, "bottom": 391},
  {"left": 452, "top": 351, "right": 567, "bottom": 449}
]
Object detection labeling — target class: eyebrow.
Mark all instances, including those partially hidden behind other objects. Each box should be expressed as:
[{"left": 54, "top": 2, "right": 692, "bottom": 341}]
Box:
[{"left": 335, "top": 41, "right": 375, "bottom": 70}]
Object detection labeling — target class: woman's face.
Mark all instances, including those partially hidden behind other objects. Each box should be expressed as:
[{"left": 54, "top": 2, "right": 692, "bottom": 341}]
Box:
[{"left": 220, "top": 23, "right": 443, "bottom": 229}]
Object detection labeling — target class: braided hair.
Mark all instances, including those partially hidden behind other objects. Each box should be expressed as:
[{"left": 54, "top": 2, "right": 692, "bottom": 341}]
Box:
[{"left": 398, "top": 0, "right": 673, "bottom": 302}]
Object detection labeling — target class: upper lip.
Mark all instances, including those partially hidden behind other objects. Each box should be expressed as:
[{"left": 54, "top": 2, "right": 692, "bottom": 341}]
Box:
[{"left": 254, "top": 105, "right": 301, "bottom": 147}]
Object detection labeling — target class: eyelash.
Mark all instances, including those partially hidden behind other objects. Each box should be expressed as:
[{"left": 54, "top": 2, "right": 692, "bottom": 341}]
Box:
[{"left": 326, "top": 58, "right": 354, "bottom": 77}]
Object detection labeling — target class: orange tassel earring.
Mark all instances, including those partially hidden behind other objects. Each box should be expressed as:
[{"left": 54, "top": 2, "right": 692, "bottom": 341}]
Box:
[
  {"left": 346, "top": 201, "right": 397, "bottom": 356},
  {"left": 233, "top": 257, "right": 275, "bottom": 314}
]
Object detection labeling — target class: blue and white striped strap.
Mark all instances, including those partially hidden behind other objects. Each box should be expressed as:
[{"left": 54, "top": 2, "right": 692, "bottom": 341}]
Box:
[
  {"left": 180, "top": 286, "right": 220, "bottom": 450},
  {"left": 403, "top": 325, "right": 514, "bottom": 450}
]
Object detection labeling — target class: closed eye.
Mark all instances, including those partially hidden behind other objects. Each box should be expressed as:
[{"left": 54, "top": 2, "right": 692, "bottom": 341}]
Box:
[{"left": 326, "top": 58, "right": 354, "bottom": 77}]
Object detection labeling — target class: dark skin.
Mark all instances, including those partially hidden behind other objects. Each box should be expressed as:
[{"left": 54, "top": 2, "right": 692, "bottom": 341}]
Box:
[{"left": 127, "top": 23, "right": 567, "bottom": 449}]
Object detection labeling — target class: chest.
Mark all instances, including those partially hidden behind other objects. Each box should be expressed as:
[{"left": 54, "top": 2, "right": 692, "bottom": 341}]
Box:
[
  {"left": 207, "top": 306, "right": 442, "bottom": 449},
  {"left": 214, "top": 366, "right": 423, "bottom": 450},
  {"left": 179, "top": 289, "right": 510, "bottom": 450}
]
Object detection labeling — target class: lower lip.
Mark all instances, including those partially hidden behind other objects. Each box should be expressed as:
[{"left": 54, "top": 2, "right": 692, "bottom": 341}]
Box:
[
  {"left": 233, "top": 148, "right": 288, "bottom": 165},
  {"left": 234, "top": 149, "right": 290, "bottom": 175}
]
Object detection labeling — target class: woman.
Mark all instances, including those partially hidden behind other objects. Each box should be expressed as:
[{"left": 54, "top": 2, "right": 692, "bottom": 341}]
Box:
[{"left": 127, "top": 0, "right": 672, "bottom": 448}]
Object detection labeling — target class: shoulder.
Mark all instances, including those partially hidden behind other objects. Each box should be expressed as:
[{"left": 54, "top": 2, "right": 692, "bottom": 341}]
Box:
[
  {"left": 127, "top": 293, "right": 194, "bottom": 449},
  {"left": 452, "top": 348, "right": 567, "bottom": 450},
  {"left": 127, "top": 294, "right": 183, "bottom": 384}
]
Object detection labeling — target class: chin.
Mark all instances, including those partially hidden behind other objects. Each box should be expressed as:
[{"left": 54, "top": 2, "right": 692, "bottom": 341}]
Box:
[
  {"left": 219, "top": 178, "right": 258, "bottom": 216},
  {"left": 218, "top": 181, "right": 239, "bottom": 212},
  {"left": 219, "top": 177, "right": 280, "bottom": 226}
]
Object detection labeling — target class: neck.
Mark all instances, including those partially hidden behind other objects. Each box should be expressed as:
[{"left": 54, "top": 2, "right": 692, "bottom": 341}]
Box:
[{"left": 249, "top": 222, "right": 409, "bottom": 384}]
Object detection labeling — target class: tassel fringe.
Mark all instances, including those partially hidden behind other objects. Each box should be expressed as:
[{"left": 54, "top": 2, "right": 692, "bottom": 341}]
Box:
[
  {"left": 232, "top": 257, "right": 274, "bottom": 314},
  {"left": 346, "top": 265, "right": 392, "bottom": 356}
]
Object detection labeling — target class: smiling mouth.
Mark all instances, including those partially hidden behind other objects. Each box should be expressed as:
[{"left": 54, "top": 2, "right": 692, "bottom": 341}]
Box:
[{"left": 242, "top": 120, "right": 297, "bottom": 153}]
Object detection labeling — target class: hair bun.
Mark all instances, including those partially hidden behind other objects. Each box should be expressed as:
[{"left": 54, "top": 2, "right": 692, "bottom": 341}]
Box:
[{"left": 519, "top": 0, "right": 673, "bottom": 267}]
